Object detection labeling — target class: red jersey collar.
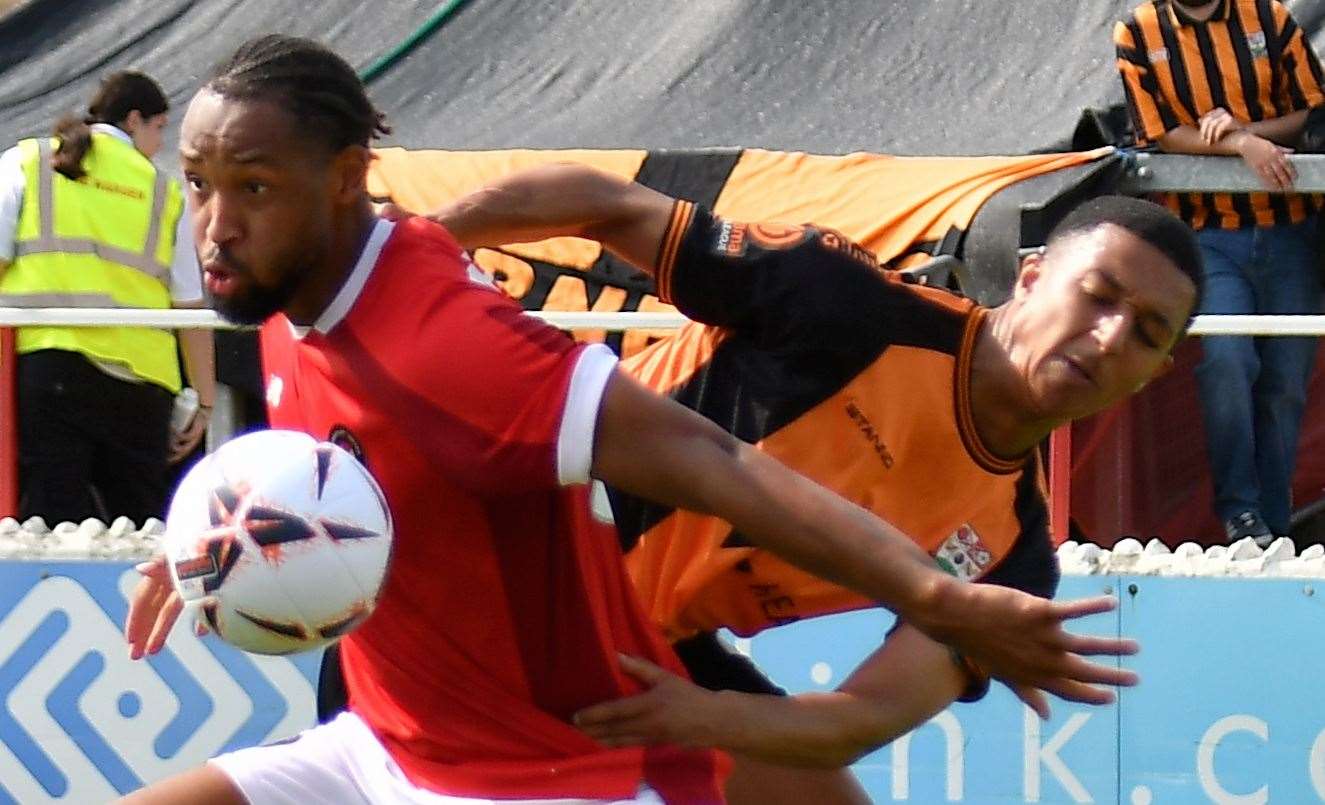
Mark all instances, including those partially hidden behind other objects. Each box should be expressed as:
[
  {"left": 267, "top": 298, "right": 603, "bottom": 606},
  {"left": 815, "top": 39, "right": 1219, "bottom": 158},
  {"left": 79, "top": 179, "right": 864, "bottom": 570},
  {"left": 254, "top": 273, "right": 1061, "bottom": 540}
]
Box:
[{"left": 308, "top": 218, "right": 397, "bottom": 336}]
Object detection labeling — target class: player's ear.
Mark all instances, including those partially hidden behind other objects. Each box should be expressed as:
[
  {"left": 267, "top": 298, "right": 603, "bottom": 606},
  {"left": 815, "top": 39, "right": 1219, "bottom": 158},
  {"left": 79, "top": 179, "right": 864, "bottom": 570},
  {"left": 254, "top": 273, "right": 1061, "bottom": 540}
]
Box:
[
  {"left": 1014, "top": 250, "right": 1045, "bottom": 300},
  {"left": 330, "top": 144, "right": 372, "bottom": 204}
]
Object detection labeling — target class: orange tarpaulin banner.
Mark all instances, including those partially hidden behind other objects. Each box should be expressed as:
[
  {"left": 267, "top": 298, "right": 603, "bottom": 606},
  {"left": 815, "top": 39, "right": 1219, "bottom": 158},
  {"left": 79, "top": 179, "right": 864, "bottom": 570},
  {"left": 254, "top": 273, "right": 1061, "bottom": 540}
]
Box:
[
  {"left": 369, "top": 146, "right": 1114, "bottom": 264},
  {"left": 367, "top": 146, "right": 1114, "bottom": 346},
  {"left": 709, "top": 148, "right": 1113, "bottom": 263}
]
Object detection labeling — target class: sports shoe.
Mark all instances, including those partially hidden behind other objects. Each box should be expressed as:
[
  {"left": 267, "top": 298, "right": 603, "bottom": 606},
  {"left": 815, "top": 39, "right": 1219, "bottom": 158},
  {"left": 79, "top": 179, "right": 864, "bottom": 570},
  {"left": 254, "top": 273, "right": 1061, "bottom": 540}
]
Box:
[{"left": 1224, "top": 510, "right": 1273, "bottom": 548}]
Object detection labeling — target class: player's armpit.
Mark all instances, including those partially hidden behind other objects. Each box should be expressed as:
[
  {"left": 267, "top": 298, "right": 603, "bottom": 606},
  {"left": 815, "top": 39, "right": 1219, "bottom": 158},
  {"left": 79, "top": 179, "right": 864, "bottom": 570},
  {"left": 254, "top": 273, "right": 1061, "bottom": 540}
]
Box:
[{"left": 428, "top": 163, "right": 674, "bottom": 272}]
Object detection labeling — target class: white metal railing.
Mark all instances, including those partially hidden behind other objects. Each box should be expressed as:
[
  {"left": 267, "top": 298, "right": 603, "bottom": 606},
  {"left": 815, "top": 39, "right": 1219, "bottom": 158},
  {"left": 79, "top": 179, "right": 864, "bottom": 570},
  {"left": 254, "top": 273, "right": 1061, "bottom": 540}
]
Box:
[
  {"left": 0, "top": 308, "right": 691, "bottom": 331},
  {"left": 0, "top": 308, "right": 1309, "bottom": 451},
  {"left": 0, "top": 307, "right": 1313, "bottom": 337}
]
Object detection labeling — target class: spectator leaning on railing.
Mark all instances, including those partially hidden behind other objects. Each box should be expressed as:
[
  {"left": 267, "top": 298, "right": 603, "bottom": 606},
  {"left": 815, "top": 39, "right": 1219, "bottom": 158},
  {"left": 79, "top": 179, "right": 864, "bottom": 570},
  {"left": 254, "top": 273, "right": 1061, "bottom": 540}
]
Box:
[
  {"left": 1115, "top": 0, "right": 1325, "bottom": 546},
  {"left": 0, "top": 71, "right": 215, "bottom": 526}
]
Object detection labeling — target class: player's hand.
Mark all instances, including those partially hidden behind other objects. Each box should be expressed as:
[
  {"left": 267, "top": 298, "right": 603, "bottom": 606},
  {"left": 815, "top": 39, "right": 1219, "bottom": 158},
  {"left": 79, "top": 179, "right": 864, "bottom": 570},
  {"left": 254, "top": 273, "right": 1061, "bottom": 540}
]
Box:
[
  {"left": 124, "top": 554, "right": 202, "bottom": 659},
  {"left": 908, "top": 582, "right": 1138, "bottom": 719},
  {"left": 1235, "top": 132, "right": 1296, "bottom": 190},
  {"left": 1199, "top": 107, "right": 1243, "bottom": 145},
  {"left": 168, "top": 408, "right": 209, "bottom": 464},
  {"left": 573, "top": 654, "right": 721, "bottom": 749}
]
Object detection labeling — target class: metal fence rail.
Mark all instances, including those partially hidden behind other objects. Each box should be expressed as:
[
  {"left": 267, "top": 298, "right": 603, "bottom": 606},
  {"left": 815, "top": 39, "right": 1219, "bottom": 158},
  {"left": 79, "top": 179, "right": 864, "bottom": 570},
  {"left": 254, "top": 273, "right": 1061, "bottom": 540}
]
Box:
[{"left": 1118, "top": 151, "right": 1325, "bottom": 193}]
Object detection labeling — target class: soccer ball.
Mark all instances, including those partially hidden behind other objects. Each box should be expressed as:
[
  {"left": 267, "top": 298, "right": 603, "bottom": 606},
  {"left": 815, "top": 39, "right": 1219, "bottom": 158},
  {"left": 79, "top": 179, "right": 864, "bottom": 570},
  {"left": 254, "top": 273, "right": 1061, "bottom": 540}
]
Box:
[{"left": 163, "top": 429, "right": 393, "bottom": 655}]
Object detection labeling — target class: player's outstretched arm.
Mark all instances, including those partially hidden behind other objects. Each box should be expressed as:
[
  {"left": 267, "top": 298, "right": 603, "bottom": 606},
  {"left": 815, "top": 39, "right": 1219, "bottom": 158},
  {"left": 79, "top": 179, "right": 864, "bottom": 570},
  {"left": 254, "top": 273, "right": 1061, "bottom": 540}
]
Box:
[
  {"left": 591, "top": 369, "right": 1139, "bottom": 716},
  {"left": 431, "top": 163, "right": 673, "bottom": 272},
  {"left": 575, "top": 625, "right": 965, "bottom": 769}
]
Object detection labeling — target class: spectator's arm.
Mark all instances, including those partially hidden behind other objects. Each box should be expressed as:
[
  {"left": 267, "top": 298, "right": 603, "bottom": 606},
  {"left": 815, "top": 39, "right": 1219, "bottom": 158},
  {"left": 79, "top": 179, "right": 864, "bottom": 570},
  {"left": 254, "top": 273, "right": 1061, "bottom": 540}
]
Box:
[
  {"left": 1114, "top": 20, "right": 1178, "bottom": 147},
  {"left": 1275, "top": 5, "right": 1325, "bottom": 115},
  {"left": 1159, "top": 126, "right": 1298, "bottom": 191},
  {"left": 0, "top": 146, "right": 25, "bottom": 272},
  {"left": 1243, "top": 109, "right": 1309, "bottom": 147},
  {"left": 1157, "top": 125, "right": 1249, "bottom": 156},
  {"left": 167, "top": 206, "right": 215, "bottom": 462},
  {"left": 174, "top": 309, "right": 216, "bottom": 410},
  {"left": 168, "top": 203, "right": 214, "bottom": 409},
  {"left": 169, "top": 314, "right": 216, "bottom": 463}
]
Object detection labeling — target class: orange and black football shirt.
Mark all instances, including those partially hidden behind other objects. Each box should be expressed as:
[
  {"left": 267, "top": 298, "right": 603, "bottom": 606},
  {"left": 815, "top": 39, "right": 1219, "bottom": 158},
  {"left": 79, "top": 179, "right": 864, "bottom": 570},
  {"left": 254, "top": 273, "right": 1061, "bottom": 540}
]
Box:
[
  {"left": 1115, "top": 0, "right": 1325, "bottom": 229},
  {"left": 610, "top": 202, "right": 1058, "bottom": 646}
]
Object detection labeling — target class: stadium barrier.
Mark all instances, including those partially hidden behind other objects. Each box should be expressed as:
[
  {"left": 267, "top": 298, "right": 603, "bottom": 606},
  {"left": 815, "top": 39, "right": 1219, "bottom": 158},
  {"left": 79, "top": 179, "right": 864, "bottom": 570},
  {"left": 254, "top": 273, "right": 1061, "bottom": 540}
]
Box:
[{"left": 0, "top": 553, "right": 1320, "bottom": 804}]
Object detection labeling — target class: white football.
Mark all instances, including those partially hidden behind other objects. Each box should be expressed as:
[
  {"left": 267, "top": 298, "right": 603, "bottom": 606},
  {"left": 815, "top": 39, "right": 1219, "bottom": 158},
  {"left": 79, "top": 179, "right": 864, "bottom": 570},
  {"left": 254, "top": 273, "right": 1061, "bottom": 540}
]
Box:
[{"left": 163, "top": 429, "right": 392, "bottom": 655}]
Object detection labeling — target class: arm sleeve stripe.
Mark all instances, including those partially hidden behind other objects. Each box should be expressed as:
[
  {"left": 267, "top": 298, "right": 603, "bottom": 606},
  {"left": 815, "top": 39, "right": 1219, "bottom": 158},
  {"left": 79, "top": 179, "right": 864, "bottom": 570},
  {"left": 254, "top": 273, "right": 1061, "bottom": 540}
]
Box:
[{"left": 656, "top": 200, "right": 694, "bottom": 304}]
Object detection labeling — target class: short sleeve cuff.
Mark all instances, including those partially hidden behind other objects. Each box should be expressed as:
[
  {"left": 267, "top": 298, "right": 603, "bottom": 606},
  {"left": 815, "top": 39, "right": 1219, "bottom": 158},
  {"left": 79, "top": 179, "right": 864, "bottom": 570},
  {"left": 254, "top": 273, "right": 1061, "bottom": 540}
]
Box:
[
  {"left": 169, "top": 203, "right": 205, "bottom": 303},
  {"left": 556, "top": 343, "right": 619, "bottom": 486},
  {"left": 0, "top": 145, "right": 27, "bottom": 261}
]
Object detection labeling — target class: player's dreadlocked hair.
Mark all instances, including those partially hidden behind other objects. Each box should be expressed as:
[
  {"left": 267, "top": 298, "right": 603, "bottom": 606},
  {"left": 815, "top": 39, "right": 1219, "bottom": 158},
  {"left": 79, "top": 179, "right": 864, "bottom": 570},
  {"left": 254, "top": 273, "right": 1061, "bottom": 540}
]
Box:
[{"left": 206, "top": 34, "right": 391, "bottom": 153}]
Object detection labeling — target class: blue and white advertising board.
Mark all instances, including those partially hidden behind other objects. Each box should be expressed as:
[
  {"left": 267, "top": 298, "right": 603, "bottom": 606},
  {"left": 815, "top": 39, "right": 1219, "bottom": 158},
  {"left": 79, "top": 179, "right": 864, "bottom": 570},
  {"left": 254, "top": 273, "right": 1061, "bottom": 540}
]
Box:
[
  {"left": 1, "top": 565, "right": 1322, "bottom": 803},
  {"left": 752, "top": 576, "right": 1325, "bottom": 804},
  {"left": 0, "top": 562, "right": 318, "bottom": 804}
]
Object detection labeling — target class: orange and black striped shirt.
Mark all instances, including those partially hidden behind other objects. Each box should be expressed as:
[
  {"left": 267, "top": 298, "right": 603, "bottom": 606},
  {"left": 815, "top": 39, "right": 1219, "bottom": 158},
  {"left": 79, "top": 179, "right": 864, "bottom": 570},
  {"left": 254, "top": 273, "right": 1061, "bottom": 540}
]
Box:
[
  {"left": 610, "top": 202, "right": 1058, "bottom": 650},
  {"left": 1115, "top": 0, "right": 1325, "bottom": 229}
]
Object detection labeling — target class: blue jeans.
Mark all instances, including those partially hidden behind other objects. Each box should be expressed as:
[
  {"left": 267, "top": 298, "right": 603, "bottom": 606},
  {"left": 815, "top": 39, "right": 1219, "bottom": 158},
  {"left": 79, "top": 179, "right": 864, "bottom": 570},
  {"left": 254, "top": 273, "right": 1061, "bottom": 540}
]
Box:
[{"left": 1194, "top": 217, "right": 1322, "bottom": 535}]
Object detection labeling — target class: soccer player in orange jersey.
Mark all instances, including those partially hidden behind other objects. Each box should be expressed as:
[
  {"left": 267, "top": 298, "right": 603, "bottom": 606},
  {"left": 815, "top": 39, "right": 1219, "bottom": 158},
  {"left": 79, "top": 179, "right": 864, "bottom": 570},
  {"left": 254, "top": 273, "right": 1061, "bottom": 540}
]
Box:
[{"left": 398, "top": 164, "right": 1202, "bottom": 804}]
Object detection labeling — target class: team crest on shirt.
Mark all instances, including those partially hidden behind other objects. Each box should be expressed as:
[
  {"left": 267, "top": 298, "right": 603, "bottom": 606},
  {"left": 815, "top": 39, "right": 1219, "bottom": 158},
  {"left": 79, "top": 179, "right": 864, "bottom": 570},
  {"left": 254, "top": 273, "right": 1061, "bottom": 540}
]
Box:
[
  {"left": 1148, "top": 47, "right": 1169, "bottom": 63},
  {"left": 934, "top": 524, "right": 994, "bottom": 581},
  {"left": 327, "top": 425, "right": 367, "bottom": 465},
  {"left": 1246, "top": 31, "right": 1268, "bottom": 59}
]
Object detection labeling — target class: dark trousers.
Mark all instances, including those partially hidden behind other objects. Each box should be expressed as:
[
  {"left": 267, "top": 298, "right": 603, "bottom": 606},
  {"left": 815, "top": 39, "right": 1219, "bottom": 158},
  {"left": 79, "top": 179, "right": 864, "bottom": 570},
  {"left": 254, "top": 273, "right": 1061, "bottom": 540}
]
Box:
[
  {"left": 17, "top": 349, "right": 173, "bottom": 525},
  {"left": 1193, "top": 219, "right": 1322, "bottom": 535}
]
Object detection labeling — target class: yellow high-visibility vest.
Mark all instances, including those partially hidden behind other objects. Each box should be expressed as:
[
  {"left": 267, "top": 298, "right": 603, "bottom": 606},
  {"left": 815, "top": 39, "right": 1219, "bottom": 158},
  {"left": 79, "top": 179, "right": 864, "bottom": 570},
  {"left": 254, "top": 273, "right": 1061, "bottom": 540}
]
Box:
[{"left": 1, "top": 132, "right": 184, "bottom": 391}]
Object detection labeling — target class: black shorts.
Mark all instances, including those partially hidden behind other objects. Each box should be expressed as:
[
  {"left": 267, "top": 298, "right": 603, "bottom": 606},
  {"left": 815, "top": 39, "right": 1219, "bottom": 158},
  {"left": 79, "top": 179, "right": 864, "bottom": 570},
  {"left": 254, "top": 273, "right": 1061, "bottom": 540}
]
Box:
[
  {"left": 672, "top": 632, "right": 786, "bottom": 696},
  {"left": 316, "top": 644, "right": 349, "bottom": 723}
]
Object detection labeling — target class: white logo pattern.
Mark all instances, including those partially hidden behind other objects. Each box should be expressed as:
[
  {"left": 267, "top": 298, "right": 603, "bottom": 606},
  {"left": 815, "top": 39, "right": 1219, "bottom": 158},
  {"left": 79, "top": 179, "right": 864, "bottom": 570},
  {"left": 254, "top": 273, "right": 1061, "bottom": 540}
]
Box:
[{"left": 0, "top": 569, "right": 315, "bottom": 802}]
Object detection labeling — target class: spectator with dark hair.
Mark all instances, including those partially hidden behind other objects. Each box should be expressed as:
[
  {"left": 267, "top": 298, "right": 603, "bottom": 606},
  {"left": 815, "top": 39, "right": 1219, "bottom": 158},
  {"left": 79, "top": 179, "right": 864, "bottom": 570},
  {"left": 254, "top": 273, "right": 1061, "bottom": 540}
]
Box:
[
  {"left": 1115, "top": 0, "right": 1325, "bottom": 545},
  {"left": 0, "top": 70, "right": 215, "bottom": 525}
]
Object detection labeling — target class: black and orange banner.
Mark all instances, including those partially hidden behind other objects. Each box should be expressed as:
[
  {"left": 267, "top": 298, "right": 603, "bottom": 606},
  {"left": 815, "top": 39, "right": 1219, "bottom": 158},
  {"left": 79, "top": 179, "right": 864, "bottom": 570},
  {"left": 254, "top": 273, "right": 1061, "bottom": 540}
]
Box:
[{"left": 367, "top": 146, "right": 1114, "bottom": 354}]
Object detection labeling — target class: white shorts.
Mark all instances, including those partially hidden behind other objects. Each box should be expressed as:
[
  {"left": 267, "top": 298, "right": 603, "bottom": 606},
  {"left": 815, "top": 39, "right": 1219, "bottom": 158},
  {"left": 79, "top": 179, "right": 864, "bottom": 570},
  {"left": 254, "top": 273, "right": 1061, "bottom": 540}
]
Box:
[{"left": 210, "top": 711, "right": 664, "bottom": 805}]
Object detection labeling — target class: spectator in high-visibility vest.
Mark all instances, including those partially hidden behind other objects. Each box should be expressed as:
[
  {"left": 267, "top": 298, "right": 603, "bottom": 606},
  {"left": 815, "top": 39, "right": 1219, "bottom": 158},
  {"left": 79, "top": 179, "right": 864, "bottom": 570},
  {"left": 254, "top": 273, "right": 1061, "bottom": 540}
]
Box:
[{"left": 0, "top": 71, "right": 216, "bottom": 526}]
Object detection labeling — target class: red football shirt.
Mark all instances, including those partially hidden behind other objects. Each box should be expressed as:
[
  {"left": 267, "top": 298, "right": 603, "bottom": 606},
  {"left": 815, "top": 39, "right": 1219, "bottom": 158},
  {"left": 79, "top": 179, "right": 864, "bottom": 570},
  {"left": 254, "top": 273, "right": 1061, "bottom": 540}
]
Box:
[{"left": 259, "top": 217, "right": 725, "bottom": 802}]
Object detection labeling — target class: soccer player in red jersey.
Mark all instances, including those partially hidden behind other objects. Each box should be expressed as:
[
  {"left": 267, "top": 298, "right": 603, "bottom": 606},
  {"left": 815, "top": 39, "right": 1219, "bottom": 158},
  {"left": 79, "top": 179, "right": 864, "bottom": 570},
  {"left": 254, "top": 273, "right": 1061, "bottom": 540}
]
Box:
[
  {"left": 387, "top": 164, "right": 1202, "bottom": 803},
  {"left": 121, "top": 37, "right": 1137, "bottom": 805}
]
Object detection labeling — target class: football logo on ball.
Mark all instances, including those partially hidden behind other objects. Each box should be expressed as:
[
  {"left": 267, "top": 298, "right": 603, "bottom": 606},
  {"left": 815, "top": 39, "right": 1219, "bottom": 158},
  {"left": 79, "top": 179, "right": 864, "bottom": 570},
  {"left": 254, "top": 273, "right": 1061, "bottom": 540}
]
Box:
[{"left": 163, "top": 430, "right": 393, "bottom": 655}]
